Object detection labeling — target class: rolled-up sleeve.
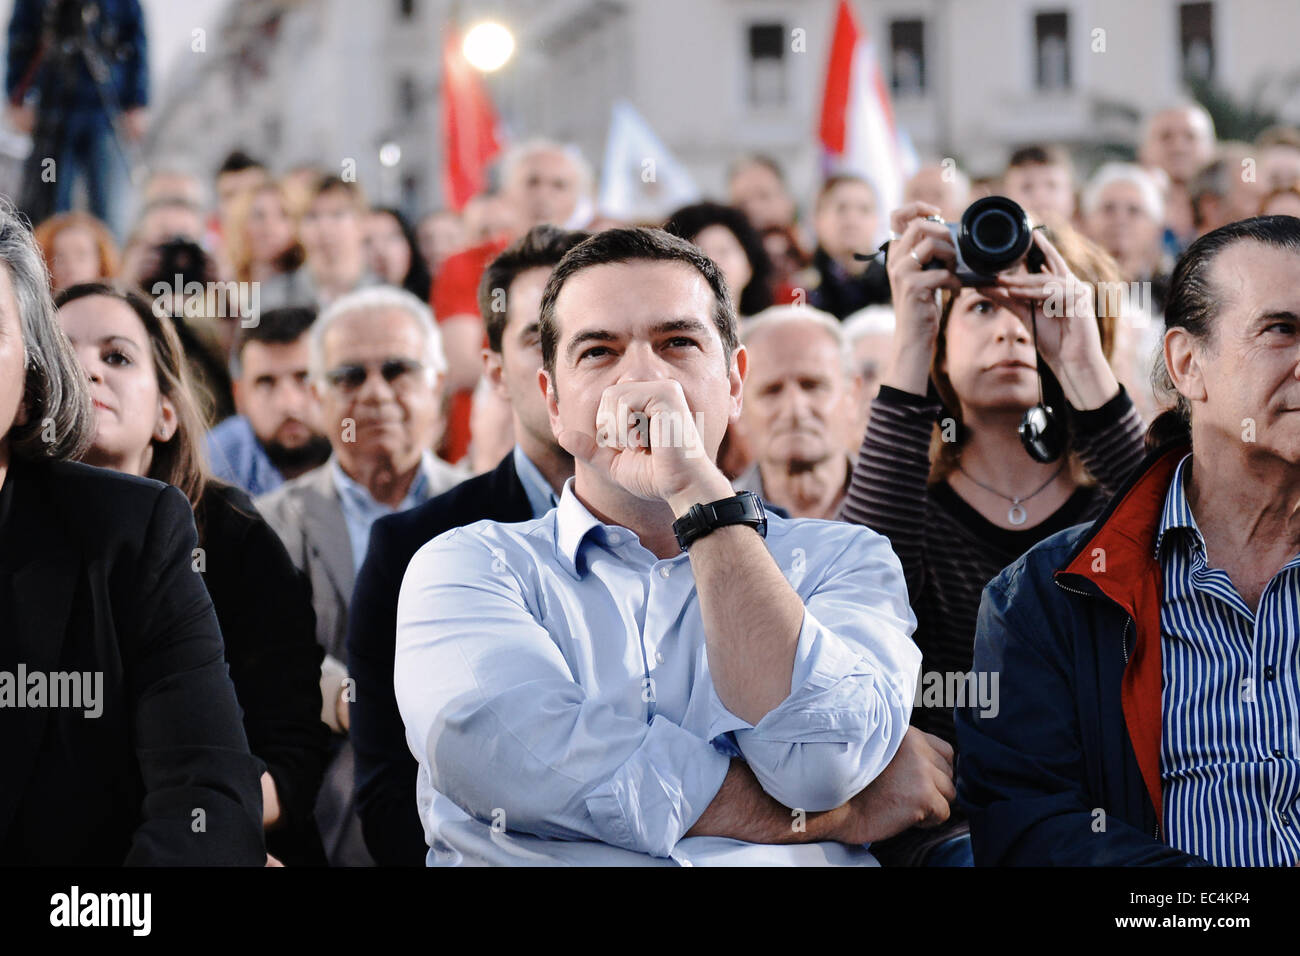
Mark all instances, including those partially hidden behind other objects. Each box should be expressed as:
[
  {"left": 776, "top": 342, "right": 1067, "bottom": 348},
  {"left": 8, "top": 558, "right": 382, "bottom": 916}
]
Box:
[
  {"left": 395, "top": 528, "right": 731, "bottom": 858},
  {"left": 708, "top": 528, "right": 921, "bottom": 812}
]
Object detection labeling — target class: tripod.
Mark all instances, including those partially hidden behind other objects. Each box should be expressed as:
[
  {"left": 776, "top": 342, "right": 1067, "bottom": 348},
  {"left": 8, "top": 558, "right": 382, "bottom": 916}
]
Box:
[{"left": 16, "top": 0, "right": 140, "bottom": 231}]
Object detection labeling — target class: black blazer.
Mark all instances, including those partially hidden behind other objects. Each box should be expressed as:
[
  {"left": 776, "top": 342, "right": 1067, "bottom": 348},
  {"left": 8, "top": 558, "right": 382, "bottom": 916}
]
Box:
[
  {"left": 347, "top": 451, "right": 532, "bottom": 866},
  {"left": 0, "top": 459, "right": 265, "bottom": 865},
  {"left": 195, "top": 481, "right": 331, "bottom": 867}
]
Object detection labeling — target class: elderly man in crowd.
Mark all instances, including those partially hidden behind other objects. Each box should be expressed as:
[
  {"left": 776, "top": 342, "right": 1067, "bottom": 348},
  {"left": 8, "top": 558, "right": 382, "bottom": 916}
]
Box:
[
  {"left": 257, "top": 286, "right": 465, "bottom": 865},
  {"left": 842, "top": 304, "right": 896, "bottom": 449},
  {"left": 957, "top": 215, "right": 1300, "bottom": 866},
  {"left": 1139, "top": 103, "right": 1217, "bottom": 254},
  {"left": 733, "top": 305, "right": 860, "bottom": 519},
  {"left": 395, "top": 227, "right": 950, "bottom": 866},
  {"left": 903, "top": 162, "right": 971, "bottom": 224}
]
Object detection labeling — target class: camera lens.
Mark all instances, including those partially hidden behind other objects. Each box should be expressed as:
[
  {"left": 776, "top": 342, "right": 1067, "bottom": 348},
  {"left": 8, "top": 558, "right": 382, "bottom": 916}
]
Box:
[
  {"left": 957, "top": 196, "right": 1033, "bottom": 277},
  {"left": 970, "top": 208, "right": 1018, "bottom": 255}
]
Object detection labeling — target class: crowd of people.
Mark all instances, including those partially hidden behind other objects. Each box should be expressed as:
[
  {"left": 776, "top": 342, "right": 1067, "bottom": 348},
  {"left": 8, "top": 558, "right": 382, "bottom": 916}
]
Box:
[{"left": 3, "top": 97, "right": 1300, "bottom": 868}]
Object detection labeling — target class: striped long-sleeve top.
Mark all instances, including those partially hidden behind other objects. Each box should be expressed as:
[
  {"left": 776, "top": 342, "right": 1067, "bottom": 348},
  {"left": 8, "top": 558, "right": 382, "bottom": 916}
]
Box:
[{"left": 837, "top": 383, "right": 1147, "bottom": 864}]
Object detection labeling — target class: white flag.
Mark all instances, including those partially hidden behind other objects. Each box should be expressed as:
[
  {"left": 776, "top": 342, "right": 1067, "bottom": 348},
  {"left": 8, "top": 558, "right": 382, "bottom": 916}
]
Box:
[{"left": 598, "top": 101, "right": 700, "bottom": 223}]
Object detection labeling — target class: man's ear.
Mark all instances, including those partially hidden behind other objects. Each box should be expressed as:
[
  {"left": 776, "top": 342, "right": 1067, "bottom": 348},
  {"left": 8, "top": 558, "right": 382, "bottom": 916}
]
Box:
[
  {"left": 154, "top": 393, "right": 179, "bottom": 443},
  {"left": 728, "top": 345, "right": 747, "bottom": 424},
  {"left": 230, "top": 376, "right": 246, "bottom": 416},
  {"left": 483, "top": 347, "right": 508, "bottom": 402},
  {"left": 1165, "top": 327, "right": 1207, "bottom": 404},
  {"left": 540, "top": 366, "right": 561, "bottom": 435}
]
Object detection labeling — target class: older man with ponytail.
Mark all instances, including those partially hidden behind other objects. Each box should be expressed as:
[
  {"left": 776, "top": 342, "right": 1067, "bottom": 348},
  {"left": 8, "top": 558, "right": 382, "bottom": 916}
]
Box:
[{"left": 957, "top": 216, "right": 1300, "bottom": 867}]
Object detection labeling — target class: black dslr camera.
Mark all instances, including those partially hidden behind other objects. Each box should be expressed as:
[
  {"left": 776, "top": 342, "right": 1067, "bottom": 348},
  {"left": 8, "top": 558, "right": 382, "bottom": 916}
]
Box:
[{"left": 926, "top": 196, "right": 1044, "bottom": 285}]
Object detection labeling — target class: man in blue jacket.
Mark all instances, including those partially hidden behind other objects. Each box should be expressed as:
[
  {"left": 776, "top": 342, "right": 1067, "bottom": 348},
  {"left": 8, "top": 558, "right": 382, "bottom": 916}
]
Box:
[
  {"left": 957, "top": 216, "right": 1300, "bottom": 867},
  {"left": 6, "top": 0, "right": 148, "bottom": 236}
]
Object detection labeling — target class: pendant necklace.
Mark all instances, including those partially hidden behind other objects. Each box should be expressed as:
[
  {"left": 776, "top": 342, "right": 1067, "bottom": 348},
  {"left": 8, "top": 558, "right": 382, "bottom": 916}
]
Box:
[{"left": 956, "top": 461, "right": 1066, "bottom": 526}]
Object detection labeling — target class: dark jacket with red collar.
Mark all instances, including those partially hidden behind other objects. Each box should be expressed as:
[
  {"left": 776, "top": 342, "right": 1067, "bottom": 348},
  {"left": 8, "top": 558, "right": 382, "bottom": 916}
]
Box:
[{"left": 954, "top": 441, "right": 1212, "bottom": 866}]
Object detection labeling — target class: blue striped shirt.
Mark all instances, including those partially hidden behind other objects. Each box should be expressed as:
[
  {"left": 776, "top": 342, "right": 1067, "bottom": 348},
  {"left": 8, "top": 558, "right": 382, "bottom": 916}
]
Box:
[{"left": 1156, "top": 453, "right": 1300, "bottom": 866}]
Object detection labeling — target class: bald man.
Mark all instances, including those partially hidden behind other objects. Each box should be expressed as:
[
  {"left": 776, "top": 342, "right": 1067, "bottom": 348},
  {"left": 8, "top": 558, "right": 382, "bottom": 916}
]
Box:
[{"left": 734, "top": 306, "right": 860, "bottom": 519}]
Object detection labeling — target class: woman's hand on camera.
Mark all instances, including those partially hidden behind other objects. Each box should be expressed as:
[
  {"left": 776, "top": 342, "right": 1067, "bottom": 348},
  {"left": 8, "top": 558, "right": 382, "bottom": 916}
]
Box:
[
  {"left": 993, "top": 229, "right": 1120, "bottom": 411},
  {"left": 883, "top": 201, "right": 962, "bottom": 396}
]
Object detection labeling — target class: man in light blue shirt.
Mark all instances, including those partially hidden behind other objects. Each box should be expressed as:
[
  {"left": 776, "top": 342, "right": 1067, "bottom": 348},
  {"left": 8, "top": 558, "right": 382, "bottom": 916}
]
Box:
[{"left": 396, "top": 228, "right": 949, "bottom": 865}]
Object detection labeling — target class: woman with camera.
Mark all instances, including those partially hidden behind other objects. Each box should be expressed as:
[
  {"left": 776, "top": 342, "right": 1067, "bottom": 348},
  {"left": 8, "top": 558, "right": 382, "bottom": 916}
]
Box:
[{"left": 837, "top": 200, "right": 1148, "bottom": 866}]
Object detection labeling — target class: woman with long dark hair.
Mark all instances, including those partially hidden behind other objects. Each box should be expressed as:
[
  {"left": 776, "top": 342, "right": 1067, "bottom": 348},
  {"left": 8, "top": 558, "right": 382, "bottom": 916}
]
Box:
[
  {"left": 55, "top": 281, "right": 331, "bottom": 866},
  {"left": 664, "top": 201, "right": 775, "bottom": 316},
  {"left": 365, "top": 206, "right": 433, "bottom": 302}
]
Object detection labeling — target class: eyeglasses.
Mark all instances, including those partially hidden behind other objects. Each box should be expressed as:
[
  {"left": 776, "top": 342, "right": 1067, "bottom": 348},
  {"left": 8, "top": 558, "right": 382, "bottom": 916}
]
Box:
[{"left": 323, "top": 357, "right": 426, "bottom": 393}]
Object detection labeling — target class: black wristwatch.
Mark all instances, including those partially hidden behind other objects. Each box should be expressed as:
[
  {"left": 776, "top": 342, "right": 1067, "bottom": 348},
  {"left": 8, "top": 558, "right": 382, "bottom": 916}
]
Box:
[{"left": 672, "top": 491, "right": 768, "bottom": 552}]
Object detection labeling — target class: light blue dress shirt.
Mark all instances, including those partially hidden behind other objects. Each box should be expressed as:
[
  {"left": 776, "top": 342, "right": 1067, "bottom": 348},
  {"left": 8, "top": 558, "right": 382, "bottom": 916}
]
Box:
[
  {"left": 512, "top": 444, "right": 558, "bottom": 518},
  {"left": 206, "top": 414, "right": 284, "bottom": 498},
  {"left": 394, "top": 478, "right": 921, "bottom": 866},
  {"left": 1156, "top": 453, "right": 1300, "bottom": 866}
]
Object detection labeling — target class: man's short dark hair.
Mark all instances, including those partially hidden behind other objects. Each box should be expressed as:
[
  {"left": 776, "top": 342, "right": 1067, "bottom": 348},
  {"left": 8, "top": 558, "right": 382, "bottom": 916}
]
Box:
[
  {"left": 1006, "top": 144, "right": 1072, "bottom": 172},
  {"left": 231, "top": 306, "right": 317, "bottom": 379},
  {"left": 1148, "top": 215, "right": 1300, "bottom": 450},
  {"left": 311, "top": 175, "right": 366, "bottom": 211},
  {"left": 217, "top": 150, "right": 265, "bottom": 178},
  {"left": 478, "top": 225, "right": 590, "bottom": 353},
  {"left": 815, "top": 173, "right": 876, "bottom": 210},
  {"left": 538, "top": 227, "right": 739, "bottom": 384}
]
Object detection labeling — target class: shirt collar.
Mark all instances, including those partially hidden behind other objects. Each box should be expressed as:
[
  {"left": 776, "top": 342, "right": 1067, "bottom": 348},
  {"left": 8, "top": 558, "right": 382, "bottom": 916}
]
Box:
[
  {"left": 331, "top": 451, "right": 437, "bottom": 510},
  {"left": 1154, "top": 452, "right": 1201, "bottom": 559},
  {"left": 512, "top": 445, "right": 559, "bottom": 519},
  {"left": 554, "top": 478, "right": 604, "bottom": 575}
]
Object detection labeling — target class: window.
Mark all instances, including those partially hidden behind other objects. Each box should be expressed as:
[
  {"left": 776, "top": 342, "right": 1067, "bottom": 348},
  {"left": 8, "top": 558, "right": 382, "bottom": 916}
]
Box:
[
  {"left": 1034, "top": 11, "right": 1071, "bottom": 91},
  {"left": 1179, "top": 2, "right": 1214, "bottom": 83},
  {"left": 401, "top": 174, "right": 421, "bottom": 218},
  {"left": 746, "top": 22, "right": 787, "bottom": 109},
  {"left": 889, "top": 19, "right": 926, "bottom": 96},
  {"left": 396, "top": 74, "right": 418, "bottom": 120}
]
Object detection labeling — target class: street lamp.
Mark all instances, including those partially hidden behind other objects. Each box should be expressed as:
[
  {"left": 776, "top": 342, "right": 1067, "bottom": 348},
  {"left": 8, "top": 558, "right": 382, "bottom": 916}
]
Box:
[{"left": 462, "top": 21, "right": 514, "bottom": 72}]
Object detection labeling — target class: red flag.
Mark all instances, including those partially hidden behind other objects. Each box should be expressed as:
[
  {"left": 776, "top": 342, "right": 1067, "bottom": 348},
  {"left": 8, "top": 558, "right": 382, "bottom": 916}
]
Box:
[
  {"left": 817, "top": 1, "right": 915, "bottom": 222},
  {"left": 441, "top": 29, "right": 503, "bottom": 211}
]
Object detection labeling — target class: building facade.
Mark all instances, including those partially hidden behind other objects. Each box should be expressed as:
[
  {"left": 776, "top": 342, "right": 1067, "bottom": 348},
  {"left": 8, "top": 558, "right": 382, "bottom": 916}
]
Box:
[{"left": 143, "top": 0, "right": 1300, "bottom": 219}]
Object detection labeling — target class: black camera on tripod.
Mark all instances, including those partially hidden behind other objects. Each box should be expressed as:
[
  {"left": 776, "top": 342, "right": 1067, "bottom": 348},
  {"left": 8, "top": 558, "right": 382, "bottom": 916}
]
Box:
[{"left": 924, "top": 196, "right": 1045, "bottom": 285}]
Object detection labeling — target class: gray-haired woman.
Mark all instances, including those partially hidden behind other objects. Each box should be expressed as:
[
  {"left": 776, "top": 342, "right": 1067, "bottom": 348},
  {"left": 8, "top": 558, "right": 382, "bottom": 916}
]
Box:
[{"left": 0, "top": 200, "right": 266, "bottom": 865}]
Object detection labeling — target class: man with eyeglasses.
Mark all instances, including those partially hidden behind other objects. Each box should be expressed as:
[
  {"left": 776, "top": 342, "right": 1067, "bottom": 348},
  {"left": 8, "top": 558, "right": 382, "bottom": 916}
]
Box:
[{"left": 257, "top": 286, "right": 466, "bottom": 866}]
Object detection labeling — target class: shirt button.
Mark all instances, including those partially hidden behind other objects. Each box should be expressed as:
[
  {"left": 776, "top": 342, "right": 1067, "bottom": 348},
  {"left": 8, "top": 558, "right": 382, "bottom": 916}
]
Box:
[
  {"left": 607, "top": 531, "right": 621, "bottom": 544},
  {"left": 658, "top": 566, "right": 671, "bottom": 579},
  {"left": 1265, "top": 665, "right": 1277, "bottom": 680},
  {"left": 1273, "top": 748, "right": 1285, "bottom": 759},
  {"left": 655, "top": 651, "right": 665, "bottom": 664},
  {"left": 1283, "top": 813, "right": 1292, "bottom": 826}
]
